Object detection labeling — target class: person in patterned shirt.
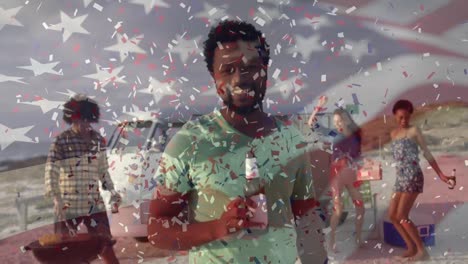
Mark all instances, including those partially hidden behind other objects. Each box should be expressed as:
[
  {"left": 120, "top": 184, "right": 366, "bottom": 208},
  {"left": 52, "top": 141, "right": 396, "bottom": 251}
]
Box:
[
  {"left": 148, "top": 20, "right": 328, "bottom": 264},
  {"left": 44, "top": 94, "right": 120, "bottom": 264}
]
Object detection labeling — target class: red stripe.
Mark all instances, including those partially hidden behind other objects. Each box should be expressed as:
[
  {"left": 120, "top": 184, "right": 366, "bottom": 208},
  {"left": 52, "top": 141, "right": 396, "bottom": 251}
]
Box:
[
  {"left": 397, "top": 39, "right": 468, "bottom": 59},
  {"left": 410, "top": 0, "right": 468, "bottom": 34},
  {"left": 380, "top": 84, "right": 468, "bottom": 115}
]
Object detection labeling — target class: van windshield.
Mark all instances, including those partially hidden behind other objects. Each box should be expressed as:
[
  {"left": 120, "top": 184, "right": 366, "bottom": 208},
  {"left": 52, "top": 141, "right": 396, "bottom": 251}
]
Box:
[{"left": 109, "top": 121, "right": 153, "bottom": 154}]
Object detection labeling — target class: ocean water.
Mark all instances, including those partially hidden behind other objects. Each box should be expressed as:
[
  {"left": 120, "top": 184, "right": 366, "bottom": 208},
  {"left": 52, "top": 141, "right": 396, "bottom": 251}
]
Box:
[{"left": 0, "top": 142, "right": 51, "bottom": 163}]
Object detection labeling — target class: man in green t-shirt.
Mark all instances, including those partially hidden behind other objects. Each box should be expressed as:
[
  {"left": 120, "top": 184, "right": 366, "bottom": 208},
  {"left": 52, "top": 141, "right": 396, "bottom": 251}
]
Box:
[{"left": 148, "top": 20, "right": 328, "bottom": 264}]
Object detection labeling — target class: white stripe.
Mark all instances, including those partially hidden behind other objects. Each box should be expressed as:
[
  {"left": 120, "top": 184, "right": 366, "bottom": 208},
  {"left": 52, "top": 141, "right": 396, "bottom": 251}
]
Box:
[{"left": 302, "top": 55, "right": 468, "bottom": 123}]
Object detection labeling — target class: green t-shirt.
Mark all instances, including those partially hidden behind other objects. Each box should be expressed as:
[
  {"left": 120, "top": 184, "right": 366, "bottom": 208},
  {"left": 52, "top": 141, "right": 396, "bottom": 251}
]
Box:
[{"left": 155, "top": 109, "right": 314, "bottom": 263}]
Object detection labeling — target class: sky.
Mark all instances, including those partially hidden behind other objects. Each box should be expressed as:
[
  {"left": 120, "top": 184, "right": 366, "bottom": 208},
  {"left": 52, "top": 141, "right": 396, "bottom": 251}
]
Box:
[{"left": 0, "top": 0, "right": 467, "bottom": 160}]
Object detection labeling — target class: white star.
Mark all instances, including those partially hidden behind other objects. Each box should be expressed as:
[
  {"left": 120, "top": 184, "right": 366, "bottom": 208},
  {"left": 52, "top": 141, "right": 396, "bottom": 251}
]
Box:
[
  {"left": 0, "top": 74, "right": 26, "bottom": 84},
  {"left": 297, "top": 15, "right": 332, "bottom": 30},
  {"left": 165, "top": 34, "right": 202, "bottom": 64},
  {"left": 342, "top": 39, "right": 374, "bottom": 63},
  {"left": 0, "top": 6, "right": 23, "bottom": 31},
  {"left": 194, "top": 2, "right": 229, "bottom": 24},
  {"left": 83, "top": 64, "right": 126, "bottom": 88},
  {"left": 0, "top": 124, "right": 35, "bottom": 151},
  {"left": 56, "top": 89, "right": 95, "bottom": 99},
  {"left": 129, "top": 0, "right": 170, "bottom": 15},
  {"left": 286, "top": 34, "right": 324, "bottom": 61},
  {"left": 17, "top": 58, "right": 61, "bottom": 76},
  {"left": 137, "top": 77, "right": 176, "bottom": 104},
  {"left": 48, "top": 11, "right": 90, "bottom": 42},
  {"left": 124, "top": 104, "right": 160, "bottom": 121},
  {"left": 104, "top": 34, "right": 146, "bottom": 62},
  {"left": 83, "top": 0, "right": 93, "bottom": 7},
  {"left": 19, "top": 97, "right": 64, "bottom": 114}
]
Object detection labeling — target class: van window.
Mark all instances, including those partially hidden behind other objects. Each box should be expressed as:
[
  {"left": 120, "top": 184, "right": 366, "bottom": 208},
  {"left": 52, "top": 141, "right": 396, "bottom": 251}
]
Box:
[
  {"left": 110, "top": 121, "right": 153, "bottom": 154},
  {"left": 148, "top": 124, "right": 183, "bottom": 152}
]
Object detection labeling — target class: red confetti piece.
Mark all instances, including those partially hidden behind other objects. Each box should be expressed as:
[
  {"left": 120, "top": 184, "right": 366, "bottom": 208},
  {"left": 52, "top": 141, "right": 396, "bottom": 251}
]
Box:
[
  {"left": 73, "top": 44, "right": 80, "bottom": 52},
  {"left": 402, "top": 71, "right": 408, "bottom": 78},
  {"left": 426, "top": 71, "right": 436, "bottom": 79}
]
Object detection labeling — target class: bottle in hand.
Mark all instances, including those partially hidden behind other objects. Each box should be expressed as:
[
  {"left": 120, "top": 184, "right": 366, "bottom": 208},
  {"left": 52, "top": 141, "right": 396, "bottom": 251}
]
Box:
[{"left": 448, "top": 169, "right": 456, "bottom": 190}]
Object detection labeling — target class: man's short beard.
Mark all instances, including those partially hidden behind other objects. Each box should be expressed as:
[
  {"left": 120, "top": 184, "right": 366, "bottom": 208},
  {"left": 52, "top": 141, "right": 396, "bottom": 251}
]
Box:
[{"left": 223, "top": 87, "right": 264, "bottom": 116}]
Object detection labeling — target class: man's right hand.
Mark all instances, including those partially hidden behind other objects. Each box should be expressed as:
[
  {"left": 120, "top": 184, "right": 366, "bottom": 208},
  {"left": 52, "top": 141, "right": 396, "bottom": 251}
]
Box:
[{"left": 215, "top": 197, "right": 261, "bottom": 238}]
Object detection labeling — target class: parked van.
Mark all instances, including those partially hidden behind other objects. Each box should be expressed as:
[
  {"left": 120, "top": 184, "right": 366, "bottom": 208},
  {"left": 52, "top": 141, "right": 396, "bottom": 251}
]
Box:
[
  {"left": 102, "top": 116, "right": 185, "bottom": 240},
  {"left": 102, "top": 113, "right": 337, "bottom": 240}
]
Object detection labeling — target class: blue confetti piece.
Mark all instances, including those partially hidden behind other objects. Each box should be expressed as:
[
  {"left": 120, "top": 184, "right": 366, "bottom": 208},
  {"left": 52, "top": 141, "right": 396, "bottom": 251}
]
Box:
[
  {"left": 352, "top": 83, "right": 362, "bottom": 87},
  {"left": 368, "top": 43, "right": 373, "bottom": 53},
  {"left": 148, "top": 178, "right": 157, "bottom": 191},
  {"left": 328, "top": 130, "right": 338, "bottom": 137},
  {"left": 464, "top": 69, "right": 467, "bottom": 75},
  {"left": 352, "top": 93, "right": 361, "bottom": 105}
]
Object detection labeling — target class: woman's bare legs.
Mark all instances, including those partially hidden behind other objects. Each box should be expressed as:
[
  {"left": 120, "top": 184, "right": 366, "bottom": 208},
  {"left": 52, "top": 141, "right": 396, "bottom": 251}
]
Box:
[
  {"left": 345, "top": 183, "right": 365, "bottom": 247},
  {"left": 388, "top": 192, "right": 417, "bottom": 258},
  {"left": 397, "top": 193, "right": 429, "bottom": 261},
  {"left": 329, "top": 178, "right": 344, "bottom": 253}
]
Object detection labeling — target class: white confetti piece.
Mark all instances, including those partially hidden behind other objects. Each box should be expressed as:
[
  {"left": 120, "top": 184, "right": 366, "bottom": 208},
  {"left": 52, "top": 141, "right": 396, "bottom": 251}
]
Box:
[
  {"left": 423, "top": 52, "right": 430, "bottom": 57},
  {"left": 337, "top": 32, "right": 344, "bottom": 38},
  {"left": 345, "top": 6, "right": 357, "bottom": 14},
  {"left": 272, "top": 68, "right": 281, "bottom": 79},
  {"left": 377, "top": 62, "right": 382, "bottom": 71},
  {"left": 321, "top": 74, "right": 326, "bottom": 82},
  {"left": 51, "top": 112, "right": 58, "bottom": 121},
  {"left": 133, "top": 212, "right": 140, "bottom": 220},
  {"left": 208, "top": 8, "right": 218, "bottom": 16},
  {"left": 93, "top": 3, "right": 103, "bottom": 12},
  {"left": 119, "top": 138, "right": 129, "bottom": 145},
  {"left": 42, "top": 22, "right": 48, "bottom": 29},
  {"left": 255, "top": 17, "right": 266, "bottom": 27},
  {"left": 327, "top": 7, "right": 338, "bottom": 16}
]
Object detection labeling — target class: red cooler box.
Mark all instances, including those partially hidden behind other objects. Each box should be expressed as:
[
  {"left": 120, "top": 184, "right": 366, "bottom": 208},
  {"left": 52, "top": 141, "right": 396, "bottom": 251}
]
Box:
[{"left": 383, "top": 211, "right": 435, "bottom": 248}]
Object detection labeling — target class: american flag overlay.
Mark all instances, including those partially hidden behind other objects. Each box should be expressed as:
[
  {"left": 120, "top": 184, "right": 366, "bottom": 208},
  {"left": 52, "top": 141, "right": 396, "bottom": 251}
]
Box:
[{"left": 0, "top": 0, "right": 466, "bottom": 160}]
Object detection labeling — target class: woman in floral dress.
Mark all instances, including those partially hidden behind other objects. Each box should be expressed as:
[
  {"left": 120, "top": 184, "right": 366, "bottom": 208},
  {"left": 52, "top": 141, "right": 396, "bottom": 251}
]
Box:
[{"left": 388, "top": 99, "right": 455, "bottom": 261}]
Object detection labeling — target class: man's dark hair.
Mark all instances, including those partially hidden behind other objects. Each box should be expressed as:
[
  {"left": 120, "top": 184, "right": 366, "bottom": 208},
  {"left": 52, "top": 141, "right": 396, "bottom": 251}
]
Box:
[
  {"left": 203, "top": 20, "right": 270, "bottom": 74},
  {"left": 62, "top": 94, "right": 100, "bottom": 124},
  {"left": 392, "top": 99, "right": 414, "bottom": 114}
]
